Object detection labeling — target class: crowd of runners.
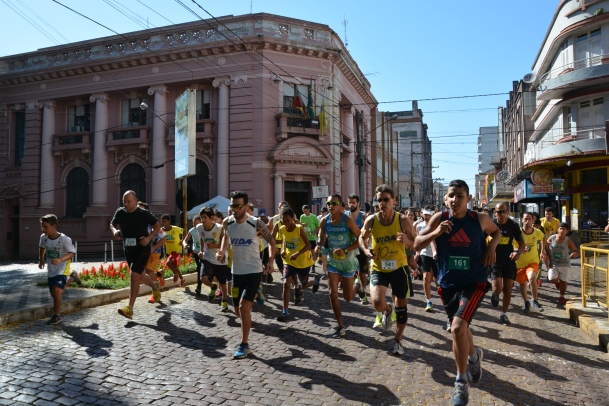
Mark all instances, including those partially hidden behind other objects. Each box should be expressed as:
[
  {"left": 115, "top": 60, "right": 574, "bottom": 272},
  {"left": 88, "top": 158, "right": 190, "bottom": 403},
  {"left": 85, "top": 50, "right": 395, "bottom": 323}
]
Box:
[{"left": 37, "top": 179, "right": 580, "bottom": 406}]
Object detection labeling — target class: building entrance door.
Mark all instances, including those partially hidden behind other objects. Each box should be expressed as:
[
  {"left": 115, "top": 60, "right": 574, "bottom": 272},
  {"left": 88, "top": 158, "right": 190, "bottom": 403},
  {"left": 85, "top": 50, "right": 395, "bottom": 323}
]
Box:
[{"left": 284, "top": 181, "right": 310, "bottom": 217}]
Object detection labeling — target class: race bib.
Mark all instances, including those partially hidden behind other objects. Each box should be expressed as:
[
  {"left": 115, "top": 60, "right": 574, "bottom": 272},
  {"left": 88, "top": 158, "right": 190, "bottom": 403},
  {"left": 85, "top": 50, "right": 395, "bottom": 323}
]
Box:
[
  {"left": 333, "top": 251, "right": 346, "bottom": 260},
  {"left": 166, "top": 235, "right": 173, "bottom": 240},
  {"left": 553, "top": 252, "right": 562, "bottom": 260},
  {"left": 205, "top": 238, "right": 215, "bottom": 243},
  {"left": 499, "top": 236, "right": 510, "bottom": 245},
  {"left": 304, "top": 226, "right": 311, "bottom": 233},
  {"left": 47, "top": 250, "right": 60, "bottom": 259},
  {"left": 449, "top": 256, "right": 470, "bottom": 270},
  {"left": 286, "top": 242, "right": 296, "bottom": 249},
  {"left": 231, "top": 287, "right": 240, "bottom": 299},
  {"left": 125, "top": 238, "right": 137, "bottom": 247},
  {"left": 524, "top": 245, "right": 532, "bottom": 252},
  {"left": 382, "top": 259, "right": 397, "bottom": 270}
]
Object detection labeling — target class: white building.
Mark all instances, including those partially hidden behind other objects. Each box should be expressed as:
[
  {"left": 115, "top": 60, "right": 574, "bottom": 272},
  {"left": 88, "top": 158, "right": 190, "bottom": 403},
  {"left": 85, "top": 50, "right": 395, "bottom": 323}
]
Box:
[{"left": 478, "top": 126, "right": 499, "bottom": 174}]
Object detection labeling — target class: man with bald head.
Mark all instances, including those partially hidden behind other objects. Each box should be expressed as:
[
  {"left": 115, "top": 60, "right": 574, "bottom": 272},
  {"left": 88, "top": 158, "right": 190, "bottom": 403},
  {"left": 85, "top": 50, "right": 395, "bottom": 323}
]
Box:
[{"left": 110, "top": 190, "right": 162, "bottom": 319}]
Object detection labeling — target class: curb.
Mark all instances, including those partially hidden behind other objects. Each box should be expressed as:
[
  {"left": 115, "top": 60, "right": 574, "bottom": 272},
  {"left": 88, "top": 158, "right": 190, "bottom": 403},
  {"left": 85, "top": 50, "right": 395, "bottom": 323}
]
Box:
[
  {"left": 565, "top": 299, "right": 609, "bottom": 353},
  {"left": 0, "top": 273, "right": 199, "bottom": 327}
]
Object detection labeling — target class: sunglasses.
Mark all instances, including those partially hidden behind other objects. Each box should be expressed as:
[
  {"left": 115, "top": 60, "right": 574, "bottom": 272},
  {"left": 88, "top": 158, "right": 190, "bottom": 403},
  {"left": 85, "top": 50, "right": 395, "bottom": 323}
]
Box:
[
  {"left": 229, "top": 203, "right": 244, "bottom": 209},
  {"left": 326, "top": 201, "right": 342, "bottom": 206},
  {"left": 378, "top": 197, "right": 392, "bottom": 203},
  {"left": 495, "top": 210, "right": 508, "bottom": 214}
]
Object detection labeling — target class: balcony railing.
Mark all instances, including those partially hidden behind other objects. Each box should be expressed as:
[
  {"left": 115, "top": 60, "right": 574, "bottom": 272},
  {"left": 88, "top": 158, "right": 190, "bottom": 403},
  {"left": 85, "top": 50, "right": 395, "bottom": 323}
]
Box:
[
  {"left": 540, "top": 126, "right": 605, "bottom": 148},
  {"left": 106, "top": 126, "right": 150, "bottom": 148},
  {"left": 275, "top": 112, "right": 320, "bottom": 141},
  {"left": 53, "top": 131, "right": 92, "bottom": 154},
  {"left": 539, "top": 53, "right": 609, "bottom": 85}
]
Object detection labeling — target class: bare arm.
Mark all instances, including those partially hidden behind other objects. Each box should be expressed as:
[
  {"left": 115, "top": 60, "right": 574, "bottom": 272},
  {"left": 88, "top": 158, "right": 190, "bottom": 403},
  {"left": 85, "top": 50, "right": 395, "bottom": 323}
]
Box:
[
  {"left": 315, "top": 218, "right": 327, "bottom": 255},
  {"left": 568, "top": 238, "right": 580, "bottom": 258},
  {"left": 399, "top": 214, "right": 416, "bottom": 248},
  {"left": 110, "top": 222, "right": 121, "bottom": 239},
  {"left": 216, "top": 219, "right": 229, "bottom": 263},
  {"left": 38, "top": 247, "right": 46, "bottom": 269},
  {"left": 479, "top": 212, "right": 500, "bottom": 266},
  {"left": 359, "top": 215, "right": 375, "bottom": 258},
  {"left": 414, "top": 213, "right": 445, "bottom": 251}
]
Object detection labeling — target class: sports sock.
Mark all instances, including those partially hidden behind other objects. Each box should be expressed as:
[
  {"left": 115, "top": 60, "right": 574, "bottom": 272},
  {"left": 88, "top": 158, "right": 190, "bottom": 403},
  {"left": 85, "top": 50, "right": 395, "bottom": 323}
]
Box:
[
  {"left": 468, "top": 349, "right": 479, "bottom": 364},
  {"left": 456, "top": 372, "right": 467, "bottom": 382}
]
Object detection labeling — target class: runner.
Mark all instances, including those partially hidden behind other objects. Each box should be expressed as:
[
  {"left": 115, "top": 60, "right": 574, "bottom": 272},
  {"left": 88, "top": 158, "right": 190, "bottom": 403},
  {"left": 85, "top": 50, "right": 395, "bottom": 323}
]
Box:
[
  {"left": 196, "top": 207, "right": 230, "bottom": 312},
  {"left": 317, "top": 206, "right": 329, "bottom": 280},
  {"left": 405, "top": 209, "right": 422, "bottom": 280},
  {"left": 277, "top": 206, "right": 320, "bottom": 321},
  {"left": 137, "top": 202, "right": 167, "bottom": 303},
  {"left": 217, "top": 191, "right": 276, "bottom": 359},
  {"left": 348, "top": 194, "right": 370, "bottom": 305},
  {"left": 546, "top": 222, "right": 579, "bottom": 304},
  {"left": 315, "top": 193, "right": 361, "bottom": 338},
  {"left": 515, "top": 212, "right": 548, "bottom": 314},
  {"left": 160, "top": 214, "right": 185, "bottom": 287},
  {"left": 38, "top": 214, "right": 81, "bottom": 325},
  {"left": 300, "top": 204, "right": 320, "bottom": 274},
  {"left": 540, "top": 207, "right": 560, "bottom": 236},
  {"left": 360, "top": 185, "right": 417, "bottom": 355},
  {"left": 182, "top": 215, "right": 203, "bottom": 295},
  {"left": 416, "top": 206, "right": 438, "bottom": 312},
  {"left": 490, "top": 202, "right": 524, "bottom": 326},
  {"left": 414, "top": 179, "right": 500, "bottom": 406},
  {"left": 270, "top": 201, "right": 289, "bottom": 274},
  {"left": 110, "top": 190, "right": 162, "bottom": 319}
]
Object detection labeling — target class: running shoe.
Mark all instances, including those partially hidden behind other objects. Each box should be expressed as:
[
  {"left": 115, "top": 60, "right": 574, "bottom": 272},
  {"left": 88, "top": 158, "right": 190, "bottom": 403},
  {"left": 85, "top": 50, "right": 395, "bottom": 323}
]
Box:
[
  {"left": 208, "top": 284, "right": 217, "bottom": 302},
  {"left": 392, "top": 340, "right": 405, "bottom": 356},
  {"left": 361, "top": 294, "right": 369, "bottom": 305},
  {"left": 490, "top": 293, "right": 499, "bottom": 308},
  {"left": 531, "top": 299, "right": 544, "bottom": 312},
  {"left": 147, "top": 294, "right": 155, "bottom": 304},
  {"left": 523, "top": 300, "right": 531, "bottom": 314},
  {"left": 452, "top": 380, "right": 469, "bottom": 406},
  {"left": 321, "top": 274, "right": 328, "bottom": 280},
  {"left": 215, "top": 288, "right": 222, "bottom": 298},
  {"left": 277, "top": 310, "right": 289, "bottom": 322},
  {"left": 233, "top": 344, "right": 251, "bottom": 359},
  {"left": 157, "top": 272, "right": 165, "bottom": 287},
  {"left": 294, "top": 288, "right": 303, "bottom": 305},
  {"left": 354, "top": 278, "right": 362, "bottom": 291},
  {"left": 255, "top": 287, "right": 266, "bottom": 306},
  {"left": 70, "top": 271, "right": 83, "bottom": 287},
  {"left": 221, "top": 301, "right": 229, "bottom": 313},
  {"left": 118, "top": 306, "right": 133, "bottom": 320},
  {"left": 558, "top": 297, "right": 567, "bottom": 305},
  {"left": 312, "top": 275, "right": 321, "bottom": 293},
  {"left": 194, "top": 286, "right": 201, "bottom": 296},
  {"left": 425, "top": 302, "right": 434, "bottom": 312},
  {"left": 467, "top": 347, "right": 483, "bottom": 383},
  {"left": 382, "top": 304, "right": 394, "bottom": 331},
  {"left": 46, "top": 314, "right": 62, "bottom": 325},
  {"left": 151, "top": 282, "right": 161, "bottom": 303},
  {"left": 372, "top": 314, "right": 382, "bottom": 329},
  {"left": 499, "top": 313, "right": 511, "bottom": 326},
  {"left": 446, "top": 319, "right": 452, "bottom": 332},
  {"left": 331, "top": 325, "right": 346, "bottom": 338}
]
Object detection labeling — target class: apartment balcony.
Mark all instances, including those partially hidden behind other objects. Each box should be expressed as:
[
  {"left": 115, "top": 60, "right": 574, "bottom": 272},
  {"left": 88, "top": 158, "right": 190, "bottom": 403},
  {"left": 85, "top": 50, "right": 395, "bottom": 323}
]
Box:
[
  {"left": 538, "top": 55, "right": 609, "bottom": 100},
  {"left": 275, "top": 112, "right": 320, "bottom": 141},
  {"left": 533, "top": 126, "right": 607, "bottom": 162},
  {"left": 106, "top": 126, "right": 150, "bottom": 149},
  {"left": 53, "top": 131, "right": 93, "bottom": 155}
]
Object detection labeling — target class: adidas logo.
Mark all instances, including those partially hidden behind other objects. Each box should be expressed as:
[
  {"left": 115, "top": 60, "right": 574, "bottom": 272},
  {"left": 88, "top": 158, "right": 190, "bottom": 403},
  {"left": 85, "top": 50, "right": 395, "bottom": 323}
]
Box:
[{"left": 448, "top": 228, "right": 471, "bottom": 247}]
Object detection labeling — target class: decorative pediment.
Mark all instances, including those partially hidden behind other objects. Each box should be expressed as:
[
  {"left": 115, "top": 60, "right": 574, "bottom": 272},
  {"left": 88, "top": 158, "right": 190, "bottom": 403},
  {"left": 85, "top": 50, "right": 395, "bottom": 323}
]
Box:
[{"left": 269, "top": 136, "right": 331, "bottom": 165}]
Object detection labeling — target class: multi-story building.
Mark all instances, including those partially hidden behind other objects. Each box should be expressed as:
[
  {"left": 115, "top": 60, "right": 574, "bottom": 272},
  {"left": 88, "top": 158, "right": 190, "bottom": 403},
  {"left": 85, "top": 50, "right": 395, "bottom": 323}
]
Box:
[
  {"left": 478, "top": 126, "right": 499, "bottom": 174},
  {"left": 384, "top": 101, "right": 433, "bottom": 208},
  {"left": 517, "top": 0, "right": 609, "bottom": 229},
  {"left": 0, "top": 13, "right": 377, "bottom": 259},
  {"left": 371, "top": 110, "right": 399, "bottom": 198}
]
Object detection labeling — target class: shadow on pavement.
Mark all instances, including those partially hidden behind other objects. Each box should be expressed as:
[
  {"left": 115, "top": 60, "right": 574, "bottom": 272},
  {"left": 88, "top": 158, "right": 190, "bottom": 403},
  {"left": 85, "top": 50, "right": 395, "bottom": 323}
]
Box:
[{"left": 61, "top": 323, "right": 112, "bottom": 357}]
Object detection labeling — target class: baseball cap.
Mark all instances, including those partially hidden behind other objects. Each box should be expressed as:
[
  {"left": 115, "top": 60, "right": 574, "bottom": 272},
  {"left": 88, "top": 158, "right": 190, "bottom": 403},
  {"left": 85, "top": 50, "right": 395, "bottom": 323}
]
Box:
[{"left": 258, "top": 208, "right": 268, "bottom": 216}]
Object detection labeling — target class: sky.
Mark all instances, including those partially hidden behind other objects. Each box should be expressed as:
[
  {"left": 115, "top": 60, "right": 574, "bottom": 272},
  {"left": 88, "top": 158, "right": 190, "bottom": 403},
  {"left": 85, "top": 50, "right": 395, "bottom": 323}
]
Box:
[{"left": 0, "top": 0, "right": 559, "bottom": 188}]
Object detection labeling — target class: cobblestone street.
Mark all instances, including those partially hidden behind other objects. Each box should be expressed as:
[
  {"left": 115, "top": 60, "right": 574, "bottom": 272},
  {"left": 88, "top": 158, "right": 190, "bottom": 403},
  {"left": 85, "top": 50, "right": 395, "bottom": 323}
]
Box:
[{"left": 0, "top": 265, "right": 608, "bottom": 406}]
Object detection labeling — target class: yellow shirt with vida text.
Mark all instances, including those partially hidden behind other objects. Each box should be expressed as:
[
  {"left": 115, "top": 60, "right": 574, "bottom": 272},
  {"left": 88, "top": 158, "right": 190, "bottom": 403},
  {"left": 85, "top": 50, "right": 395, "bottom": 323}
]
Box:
[{"left": 371, "top": 212, "right": 408, "bottom": 273}]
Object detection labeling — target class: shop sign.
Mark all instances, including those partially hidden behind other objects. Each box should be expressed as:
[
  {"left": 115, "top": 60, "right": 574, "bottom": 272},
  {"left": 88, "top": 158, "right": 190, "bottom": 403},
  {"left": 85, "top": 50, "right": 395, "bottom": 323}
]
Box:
[{"left": 531, "top": 167, "right": 553, "bottom": 186}]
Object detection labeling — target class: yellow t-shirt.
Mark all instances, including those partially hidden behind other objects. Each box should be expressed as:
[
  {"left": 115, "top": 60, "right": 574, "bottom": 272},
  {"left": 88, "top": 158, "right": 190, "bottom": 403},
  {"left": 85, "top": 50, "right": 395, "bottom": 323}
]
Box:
[
  {"left": 540, "top": 217, "right": 560, "bottom": 236},
  {"left": 272, "top": 214, "right": 283, "bottom": 241},
  {"left": 163, "top": 226, "right": 183, "bottom": 254},
  {"left": 370, "top": 212, "right": 408, "bottom": 273},
  {"left": 279, "top": 224, "right": 314, "bottom": 269},
  {"left": 515, "top": 228, "right": 545, "bottom": 268}
]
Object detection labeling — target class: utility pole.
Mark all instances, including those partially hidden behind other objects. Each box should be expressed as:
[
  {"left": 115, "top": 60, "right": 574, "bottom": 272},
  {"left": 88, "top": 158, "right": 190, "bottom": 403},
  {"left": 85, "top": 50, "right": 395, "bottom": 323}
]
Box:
[{"left": 357, "top": 110, "right": 366, "bottom": 199}]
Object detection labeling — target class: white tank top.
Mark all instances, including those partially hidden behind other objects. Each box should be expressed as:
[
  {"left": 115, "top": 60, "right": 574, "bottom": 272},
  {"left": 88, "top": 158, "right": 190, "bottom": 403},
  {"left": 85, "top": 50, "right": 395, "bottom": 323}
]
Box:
[
  {"left": 227, "top": 214, "right": 264, "bottom": 275},
  {"left": 196, "top": 223, "right": 223, "bottom": 265}
]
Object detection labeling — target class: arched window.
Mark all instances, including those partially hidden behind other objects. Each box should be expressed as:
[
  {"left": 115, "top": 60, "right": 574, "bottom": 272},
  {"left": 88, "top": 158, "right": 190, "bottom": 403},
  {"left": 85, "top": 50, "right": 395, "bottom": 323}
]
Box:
[
  {"left": 192, "top": 159, "right": 210, "bottom": 204},
  {"left": 120, "top": 163, "right": 146, "bottom": 203},
  {"left": 66, "top": 167, "right": 89, "bottom": 218}
]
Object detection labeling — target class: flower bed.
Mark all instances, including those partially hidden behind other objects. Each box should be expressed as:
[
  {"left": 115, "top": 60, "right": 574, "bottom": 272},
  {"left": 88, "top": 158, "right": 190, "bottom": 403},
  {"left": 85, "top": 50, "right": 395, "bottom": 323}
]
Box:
[{"left": 39, "top": 254, "right": 198, "bottom": 290}]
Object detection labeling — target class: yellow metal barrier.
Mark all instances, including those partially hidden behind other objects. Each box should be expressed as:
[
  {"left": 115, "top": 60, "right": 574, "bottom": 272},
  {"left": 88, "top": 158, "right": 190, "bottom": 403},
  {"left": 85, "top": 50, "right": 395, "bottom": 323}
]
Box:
[{"left": 580, "top": 242, "right": 609, "bottom": 321}]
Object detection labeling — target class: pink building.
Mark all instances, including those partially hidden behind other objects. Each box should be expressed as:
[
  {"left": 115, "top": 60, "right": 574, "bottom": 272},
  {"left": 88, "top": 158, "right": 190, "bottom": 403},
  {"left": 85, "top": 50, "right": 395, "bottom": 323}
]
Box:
[{"left": 0, "top": 13, "right": 377, "bottom": 260}]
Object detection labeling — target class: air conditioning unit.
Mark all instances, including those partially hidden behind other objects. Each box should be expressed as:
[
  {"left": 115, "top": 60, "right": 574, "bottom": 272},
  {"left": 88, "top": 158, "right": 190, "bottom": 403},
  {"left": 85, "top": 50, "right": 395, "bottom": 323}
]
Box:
[{"left": 70, "top": 126, "right": 83, "bottom": 132}]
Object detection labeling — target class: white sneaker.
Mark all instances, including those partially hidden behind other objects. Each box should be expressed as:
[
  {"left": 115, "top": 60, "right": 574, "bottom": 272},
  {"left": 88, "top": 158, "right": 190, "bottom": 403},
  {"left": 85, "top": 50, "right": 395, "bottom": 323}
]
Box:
[
  {"left": 392, "top": 340, "right": 405, "bottom": 355},
  {"left": 381, "top": 304, "right": 394, "bottom": 331},
  {"left": 372, "top": 314, "right": 382, "bottom": 328}
]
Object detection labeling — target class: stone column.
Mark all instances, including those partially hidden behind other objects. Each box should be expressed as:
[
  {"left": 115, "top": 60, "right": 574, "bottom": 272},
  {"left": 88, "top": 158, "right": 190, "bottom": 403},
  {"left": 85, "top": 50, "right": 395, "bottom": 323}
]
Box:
[
  {"left": 148, "top": 85, "right": 168, "bottom": 205},
  {"left": 89, "top": 93, "right": 110, "bottom": 207},
  {"left": 213, "top": 77, "right": 230, "bottom": 197},
  {"left": 273, "top": 172, "right": 285, "bottom": 209},
  {"left": 342, "top": 107, "right": 356, "bottom": 196},
  {"left": 318, "top": 174, "right": 328, "bottom": 186},
  {"left": 39, "top": 100, "right": 55, "bottom": 208}
]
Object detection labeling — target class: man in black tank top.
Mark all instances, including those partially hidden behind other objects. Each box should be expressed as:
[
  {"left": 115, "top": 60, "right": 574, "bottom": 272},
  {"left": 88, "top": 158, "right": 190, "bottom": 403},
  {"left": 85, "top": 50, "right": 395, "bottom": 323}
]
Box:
[{"left": 415, "top": 180, "right": 500, "bottom": 406}]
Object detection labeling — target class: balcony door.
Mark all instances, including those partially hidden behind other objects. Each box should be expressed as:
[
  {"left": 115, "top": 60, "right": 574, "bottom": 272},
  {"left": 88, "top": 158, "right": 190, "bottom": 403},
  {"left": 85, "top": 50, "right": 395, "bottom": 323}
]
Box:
[
  {"left": 578, "top": 98, "right": 604, "bottom": 139},
  {"left": 575, "top": 29, "right": 601, "bottom": 69}
]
